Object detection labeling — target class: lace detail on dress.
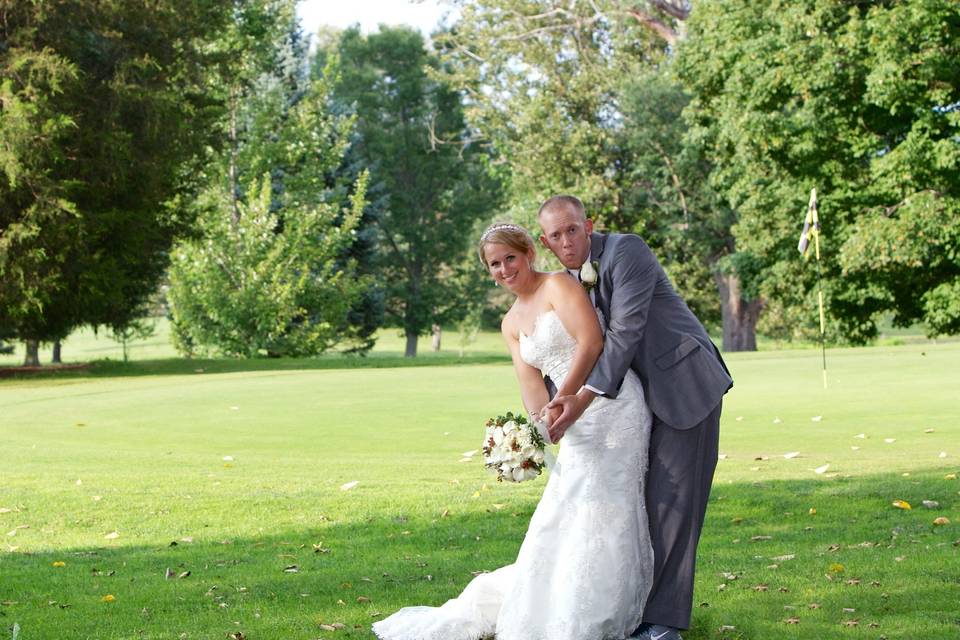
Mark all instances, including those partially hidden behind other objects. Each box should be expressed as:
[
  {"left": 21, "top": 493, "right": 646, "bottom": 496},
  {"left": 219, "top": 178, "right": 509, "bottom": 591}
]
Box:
[
  {"left": 373, "top": 309, "right": 654, "bottom": 640},
  {"left": 519, "top": 310, "right": 577, "bottom": 386}
]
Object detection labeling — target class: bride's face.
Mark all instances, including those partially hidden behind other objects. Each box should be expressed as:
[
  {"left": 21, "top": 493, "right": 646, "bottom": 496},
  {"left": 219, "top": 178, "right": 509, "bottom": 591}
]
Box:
[{"left": 484, "top": 242, "right": 535, "bottom": 291}]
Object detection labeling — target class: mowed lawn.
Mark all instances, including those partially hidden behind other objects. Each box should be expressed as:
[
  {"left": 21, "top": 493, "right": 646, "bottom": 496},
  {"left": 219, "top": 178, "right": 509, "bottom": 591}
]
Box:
[{"left": 1, "top": 342, "right": 958, "bottom": 639}]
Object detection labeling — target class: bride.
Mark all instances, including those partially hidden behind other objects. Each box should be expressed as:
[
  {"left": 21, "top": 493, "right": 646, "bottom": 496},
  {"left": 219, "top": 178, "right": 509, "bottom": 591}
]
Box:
[{"left": 373, "top": 222, "right": 654, "bottom": 640}]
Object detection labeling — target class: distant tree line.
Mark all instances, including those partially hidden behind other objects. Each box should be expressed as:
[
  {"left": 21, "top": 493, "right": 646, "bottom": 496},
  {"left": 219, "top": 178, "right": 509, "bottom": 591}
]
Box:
[{"left": 2, "top": 0, "right": 956, "bottom": 365}]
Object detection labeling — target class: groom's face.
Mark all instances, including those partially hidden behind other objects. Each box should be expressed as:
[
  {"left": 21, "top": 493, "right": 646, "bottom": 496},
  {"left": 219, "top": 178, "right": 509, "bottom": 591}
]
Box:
[{"left": 538, "top": 207, "right": 593, "bottom": 270}]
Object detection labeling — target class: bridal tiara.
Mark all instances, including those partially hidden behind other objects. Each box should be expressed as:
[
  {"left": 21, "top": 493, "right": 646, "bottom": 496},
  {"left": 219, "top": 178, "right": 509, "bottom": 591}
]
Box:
[{"left": 480, "top": 223, "right": 528, "bottom": 243}]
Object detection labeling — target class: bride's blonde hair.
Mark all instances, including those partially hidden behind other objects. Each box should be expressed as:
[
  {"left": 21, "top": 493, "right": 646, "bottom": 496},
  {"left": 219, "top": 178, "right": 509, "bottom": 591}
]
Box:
[{"left": 478, "top": 222, "right": 536, "bottom": 268}]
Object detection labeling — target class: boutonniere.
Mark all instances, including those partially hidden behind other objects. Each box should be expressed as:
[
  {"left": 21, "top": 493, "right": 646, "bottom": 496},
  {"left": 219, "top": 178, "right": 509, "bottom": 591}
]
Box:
[{"left": 579, "top": 260, "right": 599, "bottom": 292}]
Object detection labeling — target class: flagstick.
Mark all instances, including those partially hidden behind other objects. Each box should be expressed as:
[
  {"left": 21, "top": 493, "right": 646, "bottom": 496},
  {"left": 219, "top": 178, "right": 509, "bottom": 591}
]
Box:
[{"left": 813, "top": 211, "right": 827, "bottom": 389}]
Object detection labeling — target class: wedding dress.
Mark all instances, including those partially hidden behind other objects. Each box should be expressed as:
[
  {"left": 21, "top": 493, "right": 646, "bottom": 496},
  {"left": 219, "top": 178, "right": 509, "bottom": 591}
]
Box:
[{"left": 373, "top": 309, "right": 654, "bottom": 640}]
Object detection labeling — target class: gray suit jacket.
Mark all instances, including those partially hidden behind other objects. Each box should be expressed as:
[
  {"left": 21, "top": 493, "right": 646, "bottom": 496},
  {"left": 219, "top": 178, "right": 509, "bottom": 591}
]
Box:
[{"left": 585, "top": 232, "right": 732, "bottom": 429}]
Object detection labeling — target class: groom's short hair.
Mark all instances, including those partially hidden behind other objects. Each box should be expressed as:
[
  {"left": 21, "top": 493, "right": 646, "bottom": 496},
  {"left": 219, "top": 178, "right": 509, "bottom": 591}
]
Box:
[{"left": 538, "top": 195, "right": 586, "bottom": 220}]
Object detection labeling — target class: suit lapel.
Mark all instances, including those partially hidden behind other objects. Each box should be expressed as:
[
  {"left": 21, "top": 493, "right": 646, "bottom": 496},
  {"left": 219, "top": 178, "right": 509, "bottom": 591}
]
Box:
[{"left": 590, "top": 233, "right": 607, "bottom": 312}]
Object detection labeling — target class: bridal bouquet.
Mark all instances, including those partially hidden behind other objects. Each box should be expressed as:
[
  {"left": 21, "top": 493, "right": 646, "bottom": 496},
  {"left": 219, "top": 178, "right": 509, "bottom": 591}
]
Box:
[{"left": 482, "top": 412, "right": 550, "bottom": 482}]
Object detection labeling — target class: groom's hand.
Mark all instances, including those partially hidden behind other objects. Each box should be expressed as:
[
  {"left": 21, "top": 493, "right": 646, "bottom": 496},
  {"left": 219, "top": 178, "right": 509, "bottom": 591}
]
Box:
[{"left": 545, "top": 389, "right": 596, "bottom": 442}]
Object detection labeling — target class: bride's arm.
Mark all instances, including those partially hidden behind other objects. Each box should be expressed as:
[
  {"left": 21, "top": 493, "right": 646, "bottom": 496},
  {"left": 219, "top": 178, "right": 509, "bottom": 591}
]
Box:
[
  {"left": 546, "top": 273, "right": 603, "bottom": 399},
  {"left": 502, "top": 316, "right": 551, "bottom": 417}
]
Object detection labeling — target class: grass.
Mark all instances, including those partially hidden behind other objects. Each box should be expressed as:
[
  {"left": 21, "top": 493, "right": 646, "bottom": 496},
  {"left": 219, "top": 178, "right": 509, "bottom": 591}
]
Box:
[
  {"left": 0, "top": 318, "right": 510, "bottom": 369},
  {"left": 1, "top": 341, "right": 958, "bottom": 639}
]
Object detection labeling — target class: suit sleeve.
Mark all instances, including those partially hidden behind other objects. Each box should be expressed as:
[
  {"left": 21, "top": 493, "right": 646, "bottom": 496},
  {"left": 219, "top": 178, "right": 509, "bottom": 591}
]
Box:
[{"left": 585, "top": 235, "right": 656, "bottom": 399}]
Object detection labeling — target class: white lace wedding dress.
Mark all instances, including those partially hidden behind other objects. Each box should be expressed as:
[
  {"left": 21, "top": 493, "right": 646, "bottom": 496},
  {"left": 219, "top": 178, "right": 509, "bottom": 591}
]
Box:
[{"left": 373, "top": 310, "right": 654, "bottom": 640}]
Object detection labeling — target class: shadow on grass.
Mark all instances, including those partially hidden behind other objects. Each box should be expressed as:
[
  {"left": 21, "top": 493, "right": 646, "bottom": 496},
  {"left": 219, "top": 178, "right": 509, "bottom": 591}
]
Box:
[
  {"left": 2, "top": 470, "right": 957, "bottom": 639},
  {"left": 0, "top": 351, "right": 511, "bottom": 381}
]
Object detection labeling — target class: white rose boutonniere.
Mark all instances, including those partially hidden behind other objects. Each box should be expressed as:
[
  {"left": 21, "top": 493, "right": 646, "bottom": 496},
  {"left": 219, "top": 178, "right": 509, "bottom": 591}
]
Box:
[{"left": 579, "top": 259, "right": 599, "bottom": 292}]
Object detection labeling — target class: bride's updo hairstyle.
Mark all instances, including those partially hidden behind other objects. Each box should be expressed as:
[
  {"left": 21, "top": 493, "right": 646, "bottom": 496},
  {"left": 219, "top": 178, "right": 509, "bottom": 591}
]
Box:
[{"left": 478, "top": 222, "right": 536, "bottom": 268}]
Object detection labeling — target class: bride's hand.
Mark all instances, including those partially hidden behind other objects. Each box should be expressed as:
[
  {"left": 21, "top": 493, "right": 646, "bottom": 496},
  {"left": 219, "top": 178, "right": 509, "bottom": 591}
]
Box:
[
  {"left": 540, "top": 404, "right": 561, "bottom": 426},
  {"left": 545, "top": 389, "right": 595, "bottom": 442}
]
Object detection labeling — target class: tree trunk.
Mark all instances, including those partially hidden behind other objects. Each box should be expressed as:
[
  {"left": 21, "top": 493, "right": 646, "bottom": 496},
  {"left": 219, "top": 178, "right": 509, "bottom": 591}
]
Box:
[
  {"left": 714, "top": 272, "right": 761, "bottom": 352},
  {"left": 52, "top": 340, "right": 62, "bottom": 364},
  {"left": 24, "top": 340, "right": 40, "bottom": 366},
  {"left": 431, "top": 324, "right": 441, "bottom": 352},
  {"left": 405, "top": 330, "right": 418, "bottom": 357}
]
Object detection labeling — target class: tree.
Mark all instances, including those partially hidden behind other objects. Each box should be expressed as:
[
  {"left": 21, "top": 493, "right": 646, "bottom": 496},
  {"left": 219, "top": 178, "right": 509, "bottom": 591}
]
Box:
[
  {"left": 0, "top": 1, "right": 237, "bottom": 363},
  {"left": 437, "top": 1, "right": 668, "bottom": 226},
  {"left": 439, "top": 1, "right": 762, "bottom": 348},
  {"left": 618, "top": 73, "right": 755, "bottom": 348},
  {"left": 330, "top": 26, "right": 501, "bottom": 357},
  {"left": 675, "top": 0, "right": 960, "bottom": 343},
  {"left": 168, "top": 11, "right": 374, "bottom": 357},
  {"left": 168, "top": 173, "right": 370, "bottom": 357}
]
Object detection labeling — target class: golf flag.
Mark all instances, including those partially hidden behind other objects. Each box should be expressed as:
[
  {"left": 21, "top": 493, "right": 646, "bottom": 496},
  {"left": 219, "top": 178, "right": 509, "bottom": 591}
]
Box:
[{"left": 798, "top": 188, "right": 819, "bottom": 258}]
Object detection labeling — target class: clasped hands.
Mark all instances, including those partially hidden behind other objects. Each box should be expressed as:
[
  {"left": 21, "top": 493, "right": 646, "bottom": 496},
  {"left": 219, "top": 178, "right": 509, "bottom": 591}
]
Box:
[{"left": 536, "top": 388, "right": 597, "bottom": 443}]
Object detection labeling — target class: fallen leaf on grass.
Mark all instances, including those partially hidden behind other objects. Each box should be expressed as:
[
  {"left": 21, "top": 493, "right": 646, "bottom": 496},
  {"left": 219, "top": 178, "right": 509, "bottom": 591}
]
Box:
[
  {"left": 772, "top": 417, "right": 782, "bottom": 424},
  {"left": 753, "top": 584, "right": 768, "bottom": 592},
  {"left": 227, "top": 633, "right": 247, "bottom": 640},
  {"left": 891, "top": 500, "right": 911, "bottom": 510},
  {"left": 357, "top": 596, "right": 370, "bottom": 603},
  {"left": 923, "top": 500, "right": 940, "bottom": 509},
  {"left": 785, "top": 617, "right": 800, "bottom": 624},
  {"left": 854, "top": 433, "right": 866, "bottom": 439},
  {"left": 101, "top": 594, "right": 116, "bottom": 603},
  {"left": 751, "top": 535, "right": 772, "bottom": 542},
  {"left": 340, "top": 481, "right": 359, "bottom": 491},
  {"left": 933, "top": 517, "right": 950, "bottom": 526},
  {"left": 809, "top": 508, "right": 817, "bottom": 515},
  {"left": 52, "top": 561, "right": 66, "bottom": 567},
  {"left": 771, "top": 554, "right": 795, "bottom": 562},
  {"left": 946, "top": 474, "right": 957, "bottom": 480},
  {"left": 814, "top": 464, "right": 830, "bottom": 474},
  {"left": 884, "top": 438, "right": 896, "bottom": 444},
  {"left": 462, "top": 450, "right": 478, "bottom": 458},
  {"left": 283, "top": 565, "right": 299, "bottom": 573},
  {"left": 808, "top": 603, "right": 821, "bottom": 609},
  {"left": 811, "top": 415, "right": 822, "bottom": 422},
  {"left": 829, "top": 563, "right": 845, "bottom": 573},
  {"left": 843, "top": 620, "right": 859, "bottom": 627},
  {"left": 939, "top": 452, "right": 948, "bottom": 458},
  {"left": 783, "top": 452, "right": 800, "bottom": 459},
  {"left": 104, "top": 531, "right": 120, "bottom": 540}
]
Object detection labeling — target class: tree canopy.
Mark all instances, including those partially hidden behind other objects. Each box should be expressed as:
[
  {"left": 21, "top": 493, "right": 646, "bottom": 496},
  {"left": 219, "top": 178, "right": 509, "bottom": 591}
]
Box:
[
  {"left": 676, "top": 0, "right": 960, "bottom": 342},
  {"left": 330, "top": 25, "right": 501, "bottom": 357}
]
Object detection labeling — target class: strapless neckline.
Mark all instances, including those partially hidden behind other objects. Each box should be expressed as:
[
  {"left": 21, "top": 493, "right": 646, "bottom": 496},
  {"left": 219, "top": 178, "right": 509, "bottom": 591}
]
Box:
[{"left": 519, "top": 309, "right": 559, "bottom": 341}]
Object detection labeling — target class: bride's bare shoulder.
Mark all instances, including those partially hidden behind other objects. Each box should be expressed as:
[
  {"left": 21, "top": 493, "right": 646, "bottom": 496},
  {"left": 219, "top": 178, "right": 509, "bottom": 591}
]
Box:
[
  {"left": 501, "top": 304, "right": 520, "bottom": 338},
  {"left": 543, "top": 270, "right": 580, "bottom": 293}
]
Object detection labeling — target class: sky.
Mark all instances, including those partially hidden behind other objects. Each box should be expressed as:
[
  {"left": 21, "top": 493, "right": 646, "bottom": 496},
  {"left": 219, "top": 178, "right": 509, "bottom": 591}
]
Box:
[{"left": 296, "top": 0, "right": 452, "bottom": 37}]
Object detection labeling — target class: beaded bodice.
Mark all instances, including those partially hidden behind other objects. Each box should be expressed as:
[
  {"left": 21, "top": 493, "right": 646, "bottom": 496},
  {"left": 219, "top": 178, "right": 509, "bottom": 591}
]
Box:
[{"left": 519, "top": 310, "right": 576, "bottom": 386}]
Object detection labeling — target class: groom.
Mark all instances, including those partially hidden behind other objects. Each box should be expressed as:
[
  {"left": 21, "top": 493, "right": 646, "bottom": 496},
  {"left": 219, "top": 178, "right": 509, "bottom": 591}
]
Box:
[{"left": 538, "top": 195, "right": 732, "bottom": 640}]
